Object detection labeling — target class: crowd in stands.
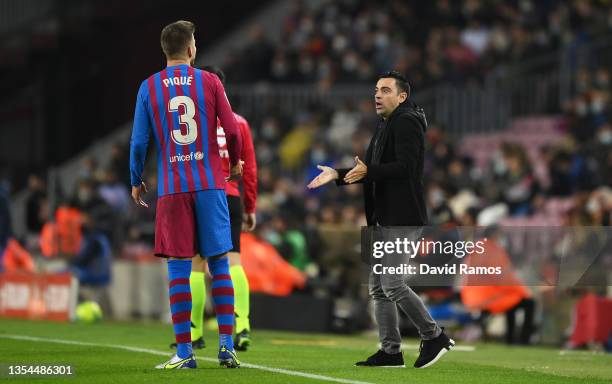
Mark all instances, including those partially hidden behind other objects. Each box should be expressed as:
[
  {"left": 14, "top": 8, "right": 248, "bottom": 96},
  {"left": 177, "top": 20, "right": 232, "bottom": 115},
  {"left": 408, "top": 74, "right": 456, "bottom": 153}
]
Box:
[{"left": 225, "top": 0, "right": 612, "bottom": 88}]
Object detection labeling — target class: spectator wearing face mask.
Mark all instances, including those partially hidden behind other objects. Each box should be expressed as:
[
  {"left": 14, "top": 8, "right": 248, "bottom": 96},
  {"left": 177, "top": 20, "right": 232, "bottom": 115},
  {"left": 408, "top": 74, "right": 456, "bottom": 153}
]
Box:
[
  {"left": 488, "top": 144, "right": 540, "bottom": 216},
  {"left": 589, "top": 123, "right": 612, "bottom": 185},
  {"left": 70, "top": 179, "right": 114, "bottom": 238},
  {"left": 427, "top": 182, "right": 455, "bottom": 225}
]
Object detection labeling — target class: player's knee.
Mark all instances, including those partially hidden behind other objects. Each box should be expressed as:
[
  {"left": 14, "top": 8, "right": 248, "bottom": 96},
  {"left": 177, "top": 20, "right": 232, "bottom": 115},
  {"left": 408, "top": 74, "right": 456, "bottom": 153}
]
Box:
[
  {"left": 208, "top": 253, "right": 228, "bottom": 262},
  {"left": 207, "top": 253, "right": 229, "bottom": 271},
  {"left": 192, "top": 255, "right": 206, "bottom": 272},
  {"left": 228, "top": 252, "right": 241, "bottom": 266}
]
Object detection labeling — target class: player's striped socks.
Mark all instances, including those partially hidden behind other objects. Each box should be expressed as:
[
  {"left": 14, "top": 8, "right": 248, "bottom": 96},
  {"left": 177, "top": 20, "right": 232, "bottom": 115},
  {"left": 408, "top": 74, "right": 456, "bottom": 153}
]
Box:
[
  {"left": 189, "top": 271, "right": 206, "bottom": 341},
  {"left": 208, "top": 256, "right": 234, "bottom": 350},
  {"left": 168, "top": 259, "right": 193, "bottom": 359},
  {"left": 230, "top": 265, "right": 250, "bottom": 332}
]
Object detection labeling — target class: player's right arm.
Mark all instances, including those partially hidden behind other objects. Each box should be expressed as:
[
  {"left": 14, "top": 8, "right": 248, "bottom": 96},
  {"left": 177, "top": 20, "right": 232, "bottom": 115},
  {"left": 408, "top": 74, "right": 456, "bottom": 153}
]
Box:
[{"left": 129, "top": 81, "right": 151, "bottom": 207}]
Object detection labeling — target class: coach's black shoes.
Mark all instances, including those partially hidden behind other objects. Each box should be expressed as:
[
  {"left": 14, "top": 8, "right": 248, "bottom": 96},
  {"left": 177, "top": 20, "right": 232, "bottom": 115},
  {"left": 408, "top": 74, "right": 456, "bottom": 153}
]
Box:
[
  {"left": 413, "top": 330, "right": 455, "bottom": 368},
  {"left": 234, "top": 329, "right": 251, "bottom": 351},
  {"left": 169, "top": 337, "right": 206, "bottom": 350},
  {"left": 355, "top": 349, "right": 405, "bottom": 367}
]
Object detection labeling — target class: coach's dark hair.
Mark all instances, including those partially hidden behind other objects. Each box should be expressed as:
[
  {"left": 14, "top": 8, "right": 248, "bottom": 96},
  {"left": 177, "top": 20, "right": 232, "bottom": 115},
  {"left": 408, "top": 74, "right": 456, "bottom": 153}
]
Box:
[
  {"left": 202, "top": 65, "right": 226, "bottom": 85},
  {"left": 160, "top": 20, "right": 195, "bottom": 59},
  {"left": 378, "top": 70, "right": 411, "bottom": 98}
]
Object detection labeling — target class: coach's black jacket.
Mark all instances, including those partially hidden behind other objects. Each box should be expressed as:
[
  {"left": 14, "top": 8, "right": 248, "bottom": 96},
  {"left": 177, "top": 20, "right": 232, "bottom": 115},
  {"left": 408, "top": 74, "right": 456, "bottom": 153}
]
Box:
[{"left": 336, "top": 100, "right": 428, "bottom": 226}]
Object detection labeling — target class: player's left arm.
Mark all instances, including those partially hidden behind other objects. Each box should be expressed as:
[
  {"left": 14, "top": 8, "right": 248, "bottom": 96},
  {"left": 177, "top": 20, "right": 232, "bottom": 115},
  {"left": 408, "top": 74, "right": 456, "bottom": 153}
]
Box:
[{"left": 129, "top": 82, "right": 151, "bottom": 207}]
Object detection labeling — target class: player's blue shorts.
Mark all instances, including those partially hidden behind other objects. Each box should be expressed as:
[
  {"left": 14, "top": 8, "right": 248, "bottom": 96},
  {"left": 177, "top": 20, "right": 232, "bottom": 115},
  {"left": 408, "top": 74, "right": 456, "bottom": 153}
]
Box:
[{"left": 154, "top": 189, "right": 232, "bottom": 258}]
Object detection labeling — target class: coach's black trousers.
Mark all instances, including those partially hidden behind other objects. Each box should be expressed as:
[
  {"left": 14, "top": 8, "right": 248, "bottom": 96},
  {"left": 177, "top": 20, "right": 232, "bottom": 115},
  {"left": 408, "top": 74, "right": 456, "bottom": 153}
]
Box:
[{"left": 368, "top": 228, "right": 441, "bottom": 354}]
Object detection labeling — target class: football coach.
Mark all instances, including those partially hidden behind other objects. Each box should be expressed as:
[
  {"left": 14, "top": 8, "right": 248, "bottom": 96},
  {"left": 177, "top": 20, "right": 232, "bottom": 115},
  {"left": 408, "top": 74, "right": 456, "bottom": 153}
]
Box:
[{"left": 308, "top": 71, "right": 454, "bottom": 368}]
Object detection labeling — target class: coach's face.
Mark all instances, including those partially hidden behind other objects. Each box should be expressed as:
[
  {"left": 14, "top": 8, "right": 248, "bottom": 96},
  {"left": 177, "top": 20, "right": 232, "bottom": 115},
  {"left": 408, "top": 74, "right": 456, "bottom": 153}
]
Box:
[{"left": 374, "top": 78, "right": 407, "bottom": 119}]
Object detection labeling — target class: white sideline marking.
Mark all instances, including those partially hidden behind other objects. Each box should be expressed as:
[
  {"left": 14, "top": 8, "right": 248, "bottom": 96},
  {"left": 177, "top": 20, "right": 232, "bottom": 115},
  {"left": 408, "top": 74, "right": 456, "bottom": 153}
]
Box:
[
  {"left": 378, "top": 342, "right": 475, "bottom": 352},
  {"left": 401, "top": 343, "right": 475, "bottom": 352},
  {"left": 0, "top": 334, "right": 374, "bottom": 384}
]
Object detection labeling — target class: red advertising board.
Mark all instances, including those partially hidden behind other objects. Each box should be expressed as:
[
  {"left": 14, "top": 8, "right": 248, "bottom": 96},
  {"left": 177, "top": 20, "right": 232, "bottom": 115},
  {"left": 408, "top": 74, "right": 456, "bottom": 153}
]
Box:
[{"left": 0, "top": 272, "right": 78, "bottom": 321}]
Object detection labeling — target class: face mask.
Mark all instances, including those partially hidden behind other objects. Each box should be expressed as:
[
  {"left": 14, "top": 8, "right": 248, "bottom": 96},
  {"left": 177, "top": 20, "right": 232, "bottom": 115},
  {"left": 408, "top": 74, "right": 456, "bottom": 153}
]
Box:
[
  {"left": 494, "top": 158, "right": 507, "bottom": 175},
  {"left": 257, "top": 147, "right": 272, "bottom": 164},
  {"left": 78, "top": 189, "right": 91, "bottom": 203},
  {"left": 261, "top": 120, "right": 278, "bottom": 140},
  {"left": 333, "top": 35, "right": 348, "bottom": 52},
  {"left": 591, "top": 99, "right": 606, "bottom": 113},
  {"left": 374, "top": 33, "right": 389, "bottom": 49},
  {"left": 343, "top": 55, "right": 358, "bottom": 71},
  {"left": 586, "top": 197, "right": 602, "bottom": 214},
  {"left": 576, "top": 103, "right": 588, "bottom": 116},
  {"left": 429, "top": 189, "right": 445, "bottom": 208},
  {"left": 322, "top": 21, "right": 335, "bottom": 36},
  {"left": 318, "top": 62, "right": 331, "bottom": 78},
  {"left": 272, "top": 61, "right": 287, "bottom": 77},
  {"left": 263, "top": 230, "right": 281, "bottom": 245},
  {"left": 598, "top": 130, "right": 612, "bottom": 145},
  {"left": 311, "top": 149, "right": 327, "bottom": 164},
  {"left": 274, "top": 191, "right": 287, "bottom": 205},
  {"left": 301, "top": 19, "right": 314, "bottom": 34},
  {"left": 491, "top": 33, "right": 509, "bottom": 51},
  {"left": 595, "top": 75, "right": 609, "bottom": 88},
  {"left": 299, "top": 58, "right": 314, "bottom": 73}
]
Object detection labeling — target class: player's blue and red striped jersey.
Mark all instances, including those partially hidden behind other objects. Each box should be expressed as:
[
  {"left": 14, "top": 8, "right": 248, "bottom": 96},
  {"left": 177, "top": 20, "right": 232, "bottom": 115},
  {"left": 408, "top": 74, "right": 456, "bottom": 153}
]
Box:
[{"left": 129, "top": 64, "right": 242, "bottom": 196}]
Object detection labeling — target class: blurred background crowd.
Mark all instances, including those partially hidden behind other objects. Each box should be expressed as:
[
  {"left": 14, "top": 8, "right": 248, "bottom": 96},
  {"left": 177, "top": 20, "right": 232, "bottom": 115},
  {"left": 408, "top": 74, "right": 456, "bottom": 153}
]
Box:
[{"left": 224, "top": 0, "right": 612, "bottom": 87}]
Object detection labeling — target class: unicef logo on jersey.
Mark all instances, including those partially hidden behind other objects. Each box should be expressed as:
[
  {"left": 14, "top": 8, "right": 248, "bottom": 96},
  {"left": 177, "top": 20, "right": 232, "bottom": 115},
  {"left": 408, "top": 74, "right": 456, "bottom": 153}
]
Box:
[{"left": 169, "top": 151, "right": 205, "bottom": 163}]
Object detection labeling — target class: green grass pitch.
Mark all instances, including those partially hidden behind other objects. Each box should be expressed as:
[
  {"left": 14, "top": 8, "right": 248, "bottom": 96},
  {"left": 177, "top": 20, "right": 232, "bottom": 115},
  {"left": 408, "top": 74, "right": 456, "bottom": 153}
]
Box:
[{"left": 0, "top": 318, "right": 610, "bottom": 383}]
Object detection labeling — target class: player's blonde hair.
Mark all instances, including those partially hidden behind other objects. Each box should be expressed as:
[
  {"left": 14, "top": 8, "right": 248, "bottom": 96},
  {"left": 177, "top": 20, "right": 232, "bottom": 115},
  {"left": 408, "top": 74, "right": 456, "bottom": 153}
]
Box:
[{"left": 160, "top": 20, "right": 195, "bottom": 59}]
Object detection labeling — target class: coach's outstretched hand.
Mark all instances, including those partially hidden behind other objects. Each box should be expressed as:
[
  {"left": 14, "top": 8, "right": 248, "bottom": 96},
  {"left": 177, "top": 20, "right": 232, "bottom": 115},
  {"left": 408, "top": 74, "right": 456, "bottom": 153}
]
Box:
[
  {"left": 131, "top": 181, "right": 149, "bottom": 208},
  {"left": 344, "top": 156, "right": 367, "bottom": 184},
  {"left": 307, "top": 165, "right": 338, "bottom": 189},
  {"left": 227, "top": 160, "right": 244, "bottom": 182}
]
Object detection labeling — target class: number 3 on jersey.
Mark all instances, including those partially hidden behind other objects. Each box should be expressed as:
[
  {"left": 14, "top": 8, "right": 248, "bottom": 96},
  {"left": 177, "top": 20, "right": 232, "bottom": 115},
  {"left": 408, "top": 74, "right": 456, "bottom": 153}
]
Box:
[{"left": 168, "top": 95, "right": 197, "bottom": 145}]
